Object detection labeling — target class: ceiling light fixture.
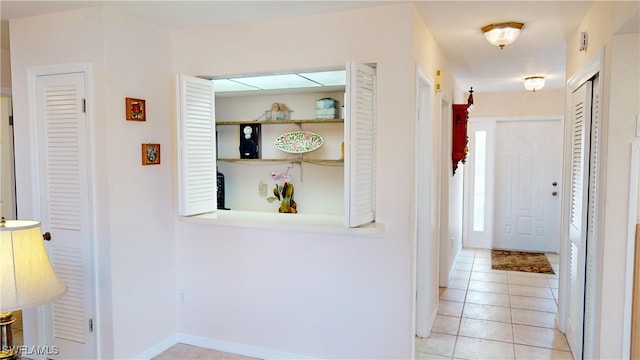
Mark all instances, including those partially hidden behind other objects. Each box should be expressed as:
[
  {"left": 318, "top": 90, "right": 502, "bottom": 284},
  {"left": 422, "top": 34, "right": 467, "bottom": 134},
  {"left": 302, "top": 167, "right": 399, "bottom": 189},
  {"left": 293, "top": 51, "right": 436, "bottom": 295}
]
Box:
[
  {"left": 524, "top": 76, "right": 545, "bottom": 92},
  {"left": 481, "top": 22, "right": 524, "bottom": 49}
]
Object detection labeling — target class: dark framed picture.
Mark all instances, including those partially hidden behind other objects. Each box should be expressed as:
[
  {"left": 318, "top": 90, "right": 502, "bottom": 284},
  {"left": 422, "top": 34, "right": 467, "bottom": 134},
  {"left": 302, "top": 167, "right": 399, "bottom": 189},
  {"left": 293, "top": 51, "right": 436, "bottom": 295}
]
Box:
[
  {"left": 126, "top": 97, "right": 146, "bottom": 121},
  {"left": 142, "top": 143, "right": 160, "bottom": 165}
]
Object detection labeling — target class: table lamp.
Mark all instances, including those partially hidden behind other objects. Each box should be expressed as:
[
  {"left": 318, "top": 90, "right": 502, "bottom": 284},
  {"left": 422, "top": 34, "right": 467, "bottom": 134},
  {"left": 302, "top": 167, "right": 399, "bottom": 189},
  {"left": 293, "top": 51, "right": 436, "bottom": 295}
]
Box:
[{"left": 0, "top": 218, "right": 67, "bottom": 360}]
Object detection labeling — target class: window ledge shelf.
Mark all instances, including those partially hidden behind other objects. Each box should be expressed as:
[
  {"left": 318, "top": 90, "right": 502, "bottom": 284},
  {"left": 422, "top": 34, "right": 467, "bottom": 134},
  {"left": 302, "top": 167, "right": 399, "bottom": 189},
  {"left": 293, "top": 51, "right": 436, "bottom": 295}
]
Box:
[
  {"left": 217, "top": 158, "right": 343, "bottom": 164},
  {"left": 216, "top": 119, "right": 343, "bottom": 125},
  {"left": 180, "top": 210, "right": 384, "bottom": 236}
]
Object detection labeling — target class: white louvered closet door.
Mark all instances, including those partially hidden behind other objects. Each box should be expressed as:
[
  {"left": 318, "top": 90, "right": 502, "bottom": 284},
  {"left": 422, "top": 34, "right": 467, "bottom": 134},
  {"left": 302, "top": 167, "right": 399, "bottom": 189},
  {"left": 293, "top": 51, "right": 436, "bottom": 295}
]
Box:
[
  {"left": 566, "top": 80, "right": 593, "bottom": 360},
  {"left": 177, "top": 75, "right": 216, "bottom": 216},
  {"left": 582, "top": 75, "right": 600, "bottom": 360},
  {"left": 345, "top": 62, "right": 376, "bottom": 228},
  {"left": 36, "top": 73, "right": 96, "bottom": 359}
]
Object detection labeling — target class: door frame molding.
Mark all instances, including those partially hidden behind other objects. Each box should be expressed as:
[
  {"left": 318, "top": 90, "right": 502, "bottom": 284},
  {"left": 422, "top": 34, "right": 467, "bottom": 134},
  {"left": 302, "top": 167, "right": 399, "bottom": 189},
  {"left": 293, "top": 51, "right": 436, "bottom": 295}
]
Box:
[
  {"left": 413, "top": 63, "right": 436, "bottom": 340},
  {"left": 25, "top": 62, "right": 99, "bottom": 359},
  {"left": 438, "top": 93, "right": 452, "bottom": 286},
  {"left": 559, "top": 48, "right": 605, "bottom": 358},
  {"left": 624, "top": 141, "right": 639, "bottom": 359}
]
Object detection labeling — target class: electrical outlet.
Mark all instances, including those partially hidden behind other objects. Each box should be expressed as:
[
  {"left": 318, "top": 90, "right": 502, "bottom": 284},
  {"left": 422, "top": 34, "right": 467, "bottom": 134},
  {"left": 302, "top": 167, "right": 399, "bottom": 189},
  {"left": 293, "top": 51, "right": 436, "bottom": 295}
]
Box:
[
  {"left": 259, "top": 183, "right": 268, "bottom": 197},
  {"left": 179, "top": 290, "right": 186, "bottom": 303}
]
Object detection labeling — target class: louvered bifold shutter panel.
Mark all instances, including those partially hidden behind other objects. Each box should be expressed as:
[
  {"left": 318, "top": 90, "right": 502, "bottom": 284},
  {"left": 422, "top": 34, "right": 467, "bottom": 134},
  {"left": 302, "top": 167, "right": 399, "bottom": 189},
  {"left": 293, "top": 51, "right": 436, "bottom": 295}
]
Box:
[
  {"left": 44, "top": 83, "right": 83, "bottom": 231},
  {"left": 177, "top": 75, "right": 217, "bottom": 216},
  {"left": 51, "top": 247, "right": 85, "bottom": 343},
  {"left": 344, "top": 62, "right": 376, "bottom": 228},
  {"left": 37, "top": 73, "right": 91, "bottom": 347},
  {"left": 566, "top": 80, "right": 592, "bottom": 359},
  {"left": 583, "top": 76, "right": 600, "bottom": 359},
  {"left": 569, "top": 82, "right": 590, "bottom": 239}
]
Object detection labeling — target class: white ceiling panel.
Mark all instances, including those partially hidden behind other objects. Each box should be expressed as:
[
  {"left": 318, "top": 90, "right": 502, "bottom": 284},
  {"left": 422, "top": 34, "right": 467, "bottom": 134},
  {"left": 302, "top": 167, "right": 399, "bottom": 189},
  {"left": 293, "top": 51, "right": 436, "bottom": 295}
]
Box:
[
  {"left": 298, "top": 70, "right": 346, "bottom": 87},
  {"left": 212, "top": 79, "right": 261, "bottom": 92},
  {"left": 235, "top": 74, "right": 322, "bottom": 90}
]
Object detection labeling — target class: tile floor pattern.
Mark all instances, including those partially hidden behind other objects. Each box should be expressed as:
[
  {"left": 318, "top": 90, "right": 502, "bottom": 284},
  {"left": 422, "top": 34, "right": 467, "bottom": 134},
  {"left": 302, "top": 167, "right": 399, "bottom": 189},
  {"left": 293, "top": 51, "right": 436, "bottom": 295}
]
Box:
[{"left": 416, "top": 248, "right": 572, "bottom": 360}]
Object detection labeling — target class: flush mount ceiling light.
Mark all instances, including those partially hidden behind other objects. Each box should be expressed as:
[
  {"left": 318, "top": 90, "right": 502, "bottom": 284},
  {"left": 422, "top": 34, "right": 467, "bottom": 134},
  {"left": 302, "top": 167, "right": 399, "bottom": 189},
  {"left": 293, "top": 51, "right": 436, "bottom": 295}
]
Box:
[
  {"left": 524, "top": 76, "right": 545, "bottom": 92},
  {"left": 481, "top": 22, "right": 525, "bottom": 49}
]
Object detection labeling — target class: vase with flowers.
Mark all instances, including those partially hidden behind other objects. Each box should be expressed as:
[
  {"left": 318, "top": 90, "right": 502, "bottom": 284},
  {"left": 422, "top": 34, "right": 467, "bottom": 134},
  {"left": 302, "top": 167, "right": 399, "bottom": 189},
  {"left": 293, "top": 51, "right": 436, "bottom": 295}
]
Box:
[{"left": 267, "top": 170, "right": 297, "bottom": 213}]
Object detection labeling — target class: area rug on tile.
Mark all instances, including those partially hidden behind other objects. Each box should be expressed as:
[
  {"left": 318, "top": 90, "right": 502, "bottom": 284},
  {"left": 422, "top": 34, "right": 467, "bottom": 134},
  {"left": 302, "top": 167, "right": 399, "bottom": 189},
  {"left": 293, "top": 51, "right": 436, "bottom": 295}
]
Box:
[{"left": 491, "top": 249, "right": 555, "bottom": 274}]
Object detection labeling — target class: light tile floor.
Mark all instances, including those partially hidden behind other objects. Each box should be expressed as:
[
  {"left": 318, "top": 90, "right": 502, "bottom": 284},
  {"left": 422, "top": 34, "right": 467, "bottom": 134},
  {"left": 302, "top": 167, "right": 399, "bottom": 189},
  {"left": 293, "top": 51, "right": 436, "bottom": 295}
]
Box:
[
  {"left": 416, "top": 248, "right": 572, "bottom": 360},
  {"left": 153, "top": 344, "right": 260, "bottom": 360}
]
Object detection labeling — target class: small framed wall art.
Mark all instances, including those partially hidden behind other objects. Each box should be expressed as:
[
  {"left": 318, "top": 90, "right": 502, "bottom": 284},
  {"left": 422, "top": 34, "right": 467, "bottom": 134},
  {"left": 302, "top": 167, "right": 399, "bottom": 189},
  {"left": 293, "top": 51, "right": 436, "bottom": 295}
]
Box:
[
  {"left": 126, "top": 97, "right": 146, "bottom": 121},
  {"left": 142, "top": 143, "right": 160, "bottom": 165}
]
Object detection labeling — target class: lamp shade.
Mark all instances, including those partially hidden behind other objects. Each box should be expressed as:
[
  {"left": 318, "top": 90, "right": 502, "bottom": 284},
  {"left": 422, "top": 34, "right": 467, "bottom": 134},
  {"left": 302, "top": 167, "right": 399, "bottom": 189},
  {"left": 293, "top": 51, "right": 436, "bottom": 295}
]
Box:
[
  {"left": 0, "top": 220, "right": 67, "bottom": 312},
  {"left": 524, "top": 76, "right": 545, "bottom": 92},
  {"left": 481, "top": 22, "right": 524, "bottom": 49}
]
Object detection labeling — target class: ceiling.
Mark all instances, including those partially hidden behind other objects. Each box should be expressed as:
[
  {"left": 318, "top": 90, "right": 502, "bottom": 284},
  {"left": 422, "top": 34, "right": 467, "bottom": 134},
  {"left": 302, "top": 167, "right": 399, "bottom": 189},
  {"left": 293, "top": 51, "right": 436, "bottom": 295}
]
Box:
[{"left": 1, "top": 1, "right": 595, "bottom": 93}]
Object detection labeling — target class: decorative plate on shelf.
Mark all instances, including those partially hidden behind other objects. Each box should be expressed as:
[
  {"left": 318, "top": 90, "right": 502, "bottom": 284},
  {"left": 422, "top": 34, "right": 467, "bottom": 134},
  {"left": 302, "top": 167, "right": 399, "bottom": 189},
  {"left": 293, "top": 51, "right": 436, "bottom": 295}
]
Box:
[{"left": 274, "top": 131, "right": 324, "bottom": 154}]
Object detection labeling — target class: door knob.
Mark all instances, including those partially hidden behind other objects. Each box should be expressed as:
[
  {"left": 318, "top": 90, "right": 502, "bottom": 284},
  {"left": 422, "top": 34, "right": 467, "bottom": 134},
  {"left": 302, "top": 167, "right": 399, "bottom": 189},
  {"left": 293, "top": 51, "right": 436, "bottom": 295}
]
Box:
[
  {"left": 552, "top": 191, "right": 558, "bottom": 196},
  {"left": 43, "top": 232, "right": 51, "bottom": 241},
  {"left": 552, "top": 182, "right": 558, "bottom": 186}
]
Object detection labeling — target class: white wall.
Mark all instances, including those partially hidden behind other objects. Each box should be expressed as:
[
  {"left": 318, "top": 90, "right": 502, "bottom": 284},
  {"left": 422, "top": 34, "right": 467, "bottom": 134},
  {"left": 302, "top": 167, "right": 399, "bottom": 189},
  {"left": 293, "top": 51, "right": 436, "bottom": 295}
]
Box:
[
  {"left": 411, "top": 6, "right": 462, "bottom": 290},
  {"left": 1, "top": 48, "right": 10, "bottom": 89},
  {"left": 564, "top": 2, "right": 640, "bottom": 358},
  {"left": 439, "top": 98, "right": 460, "bottom": 284},
  {"left": 9, "top": 3, "right": 459, "bottom": 358},
  {"left": 471, "top": 89, "right": 565, "bottom": 118},
  {"left": 601, "top": 30, "right": 639, "bottom": 358},
  {"left": 172, "top": 4, "right": 456, "bottom": 358},
  {"left": 101, "top": 7, "right": 176, "bottom": 358},
  {"left": 9, "top": 7, "right": 177, "bottom": 359}
]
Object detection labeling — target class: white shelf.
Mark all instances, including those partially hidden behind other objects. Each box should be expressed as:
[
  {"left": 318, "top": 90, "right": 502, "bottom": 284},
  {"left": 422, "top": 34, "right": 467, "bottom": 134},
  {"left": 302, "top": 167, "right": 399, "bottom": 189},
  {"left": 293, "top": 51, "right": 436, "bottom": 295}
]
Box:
[
  {"left": 217, "top": 158, "right": 343, "bottom": 164},
  {"left": 216, "top": 118, "right": 343, "bottom": 125},
  {"left": 181, "top": 210, "right": 384, "bottom": 236}
]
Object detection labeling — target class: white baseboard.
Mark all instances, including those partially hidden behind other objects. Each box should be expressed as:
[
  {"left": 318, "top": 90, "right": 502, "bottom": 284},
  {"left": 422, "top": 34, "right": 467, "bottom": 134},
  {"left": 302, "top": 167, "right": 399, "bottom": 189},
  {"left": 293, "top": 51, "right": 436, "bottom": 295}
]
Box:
[
  {"left": 132, "top": 333, "right": 179, "bottom": 359},
  {"left": 133, "top": 332, "right": 320, "bottom": 360},
  {"left": 176, "top": 333, "right": 318, "bottom": 360},
  {"left": 429, "top": 305, "right": 438, "bottom": 334},
  {"left": 445, "top": 247, "right": 461, "bottom": 286}
]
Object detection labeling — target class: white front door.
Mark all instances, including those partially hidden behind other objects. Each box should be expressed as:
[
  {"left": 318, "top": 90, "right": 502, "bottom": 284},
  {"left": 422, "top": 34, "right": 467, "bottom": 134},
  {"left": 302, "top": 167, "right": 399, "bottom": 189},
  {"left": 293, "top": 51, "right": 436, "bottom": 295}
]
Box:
[
  {"left": 35, "top": 72, "right": 96, "bottom": 359},
  {"left": 493, "top": 120, "right": 562, "bottom": 253}
]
